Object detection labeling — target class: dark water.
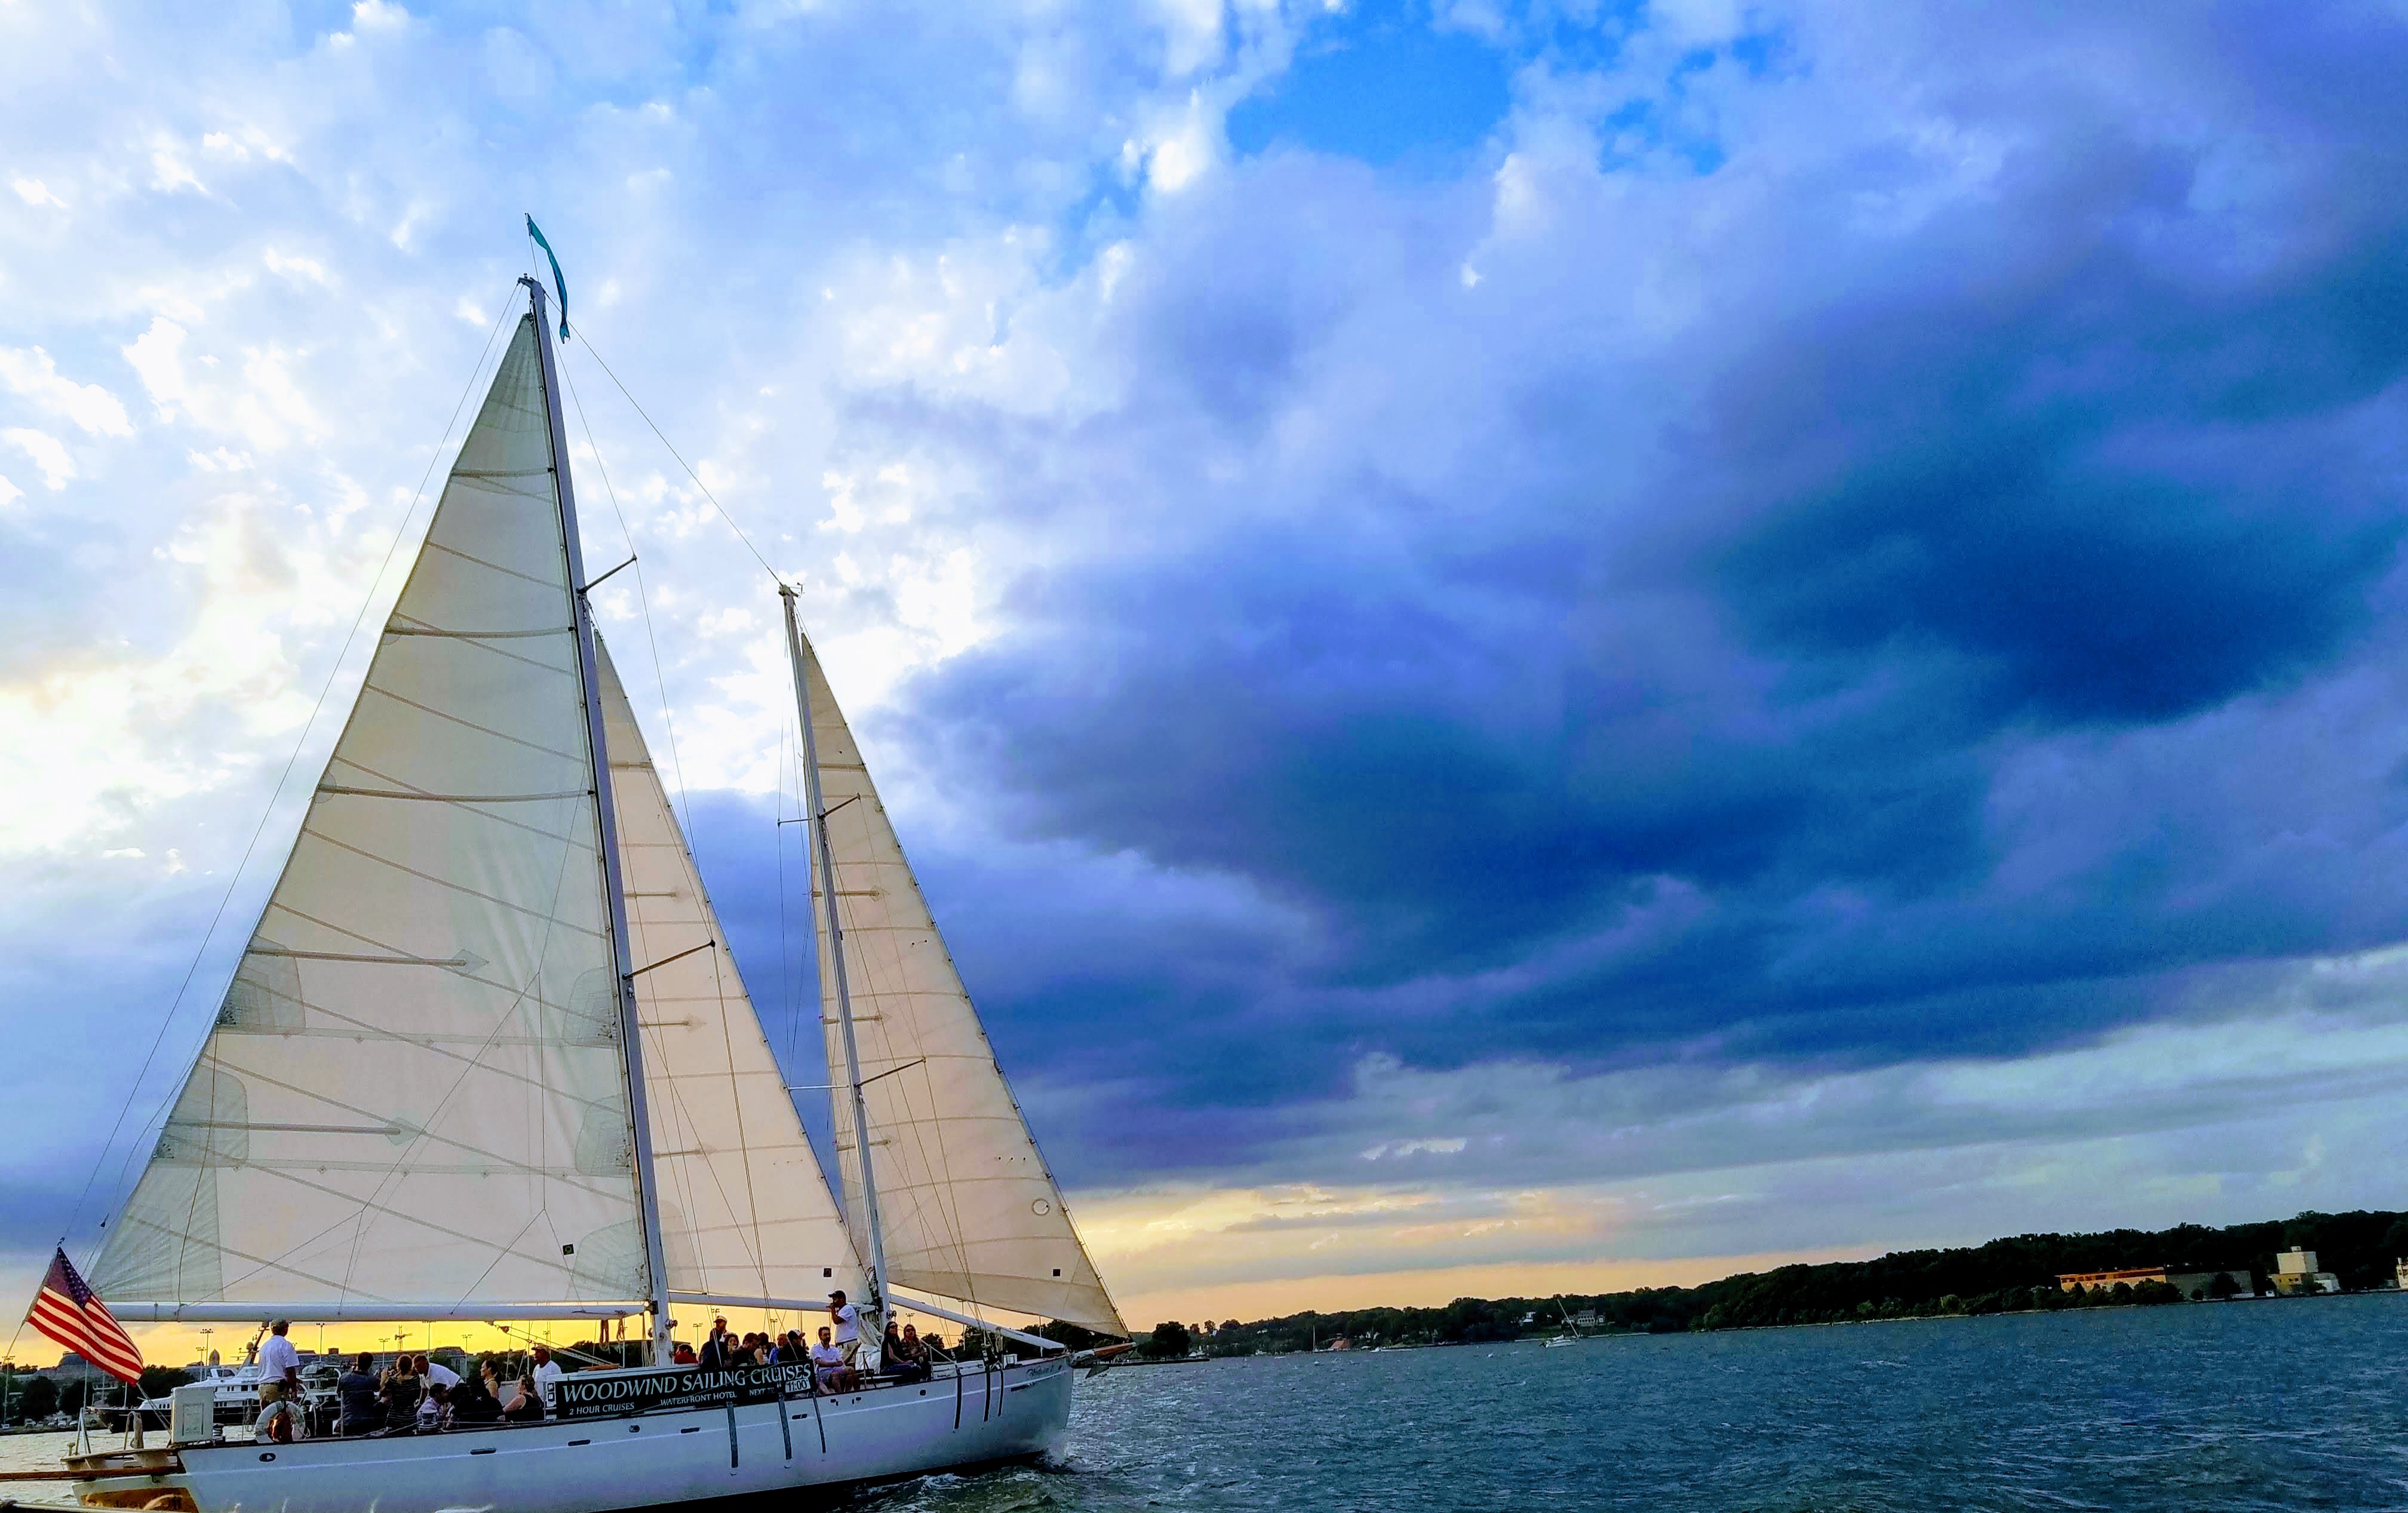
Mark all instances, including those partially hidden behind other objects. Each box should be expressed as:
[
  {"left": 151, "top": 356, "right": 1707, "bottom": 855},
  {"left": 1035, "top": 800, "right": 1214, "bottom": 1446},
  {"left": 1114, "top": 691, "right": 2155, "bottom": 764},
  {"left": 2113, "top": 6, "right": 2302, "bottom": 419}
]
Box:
[{"left": 861, "top": 1294, "right": 2408, "bottom": 1511}]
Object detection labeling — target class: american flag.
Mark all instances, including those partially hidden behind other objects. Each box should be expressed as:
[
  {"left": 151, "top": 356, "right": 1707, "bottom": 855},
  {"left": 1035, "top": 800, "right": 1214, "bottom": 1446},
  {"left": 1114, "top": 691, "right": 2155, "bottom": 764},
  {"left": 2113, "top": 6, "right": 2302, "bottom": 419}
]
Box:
[{"left": 26, "top": 1248, "right": 143, "bottom": 1385}]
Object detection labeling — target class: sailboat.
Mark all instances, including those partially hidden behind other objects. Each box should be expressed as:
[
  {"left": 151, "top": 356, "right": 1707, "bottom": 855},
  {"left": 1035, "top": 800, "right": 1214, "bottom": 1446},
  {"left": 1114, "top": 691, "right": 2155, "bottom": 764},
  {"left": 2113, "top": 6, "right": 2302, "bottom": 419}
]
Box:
[
  {"left": 59, "top": 273, "right": 1125, "bottom": 1512},
  {"left": 1544, "top": 1297, "right": 1583, "bottom": 1347}
]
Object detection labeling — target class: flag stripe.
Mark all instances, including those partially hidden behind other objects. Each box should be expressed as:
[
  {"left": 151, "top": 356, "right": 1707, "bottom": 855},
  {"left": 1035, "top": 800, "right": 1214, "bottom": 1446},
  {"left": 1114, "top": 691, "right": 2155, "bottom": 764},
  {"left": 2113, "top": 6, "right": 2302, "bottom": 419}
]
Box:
[
  {"left": 30, "top": 1292, "right": 99, "bottom": 1351},
  {"left": 24, "top": 1250, "right": 144, "bottom": 1385}
]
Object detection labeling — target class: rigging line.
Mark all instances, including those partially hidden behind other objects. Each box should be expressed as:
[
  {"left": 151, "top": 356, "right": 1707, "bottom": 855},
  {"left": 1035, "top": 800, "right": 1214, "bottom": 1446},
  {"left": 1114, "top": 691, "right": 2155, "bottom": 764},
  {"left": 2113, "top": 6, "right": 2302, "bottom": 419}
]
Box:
[
  {"left": 560, "top": 315, "right": 781, "bottom": 583},
  {"left": 447, "top": 1209, "right": 548, "bottom": 1319},
  {"left": 72, "top": 297, "right": 521, "bottom": 1260},
  {"left": 560, "top": 363, "right": 783, "bottom": 1298},
  {"left": 558, "top": 361, "right": 709, "bottom": 974}
]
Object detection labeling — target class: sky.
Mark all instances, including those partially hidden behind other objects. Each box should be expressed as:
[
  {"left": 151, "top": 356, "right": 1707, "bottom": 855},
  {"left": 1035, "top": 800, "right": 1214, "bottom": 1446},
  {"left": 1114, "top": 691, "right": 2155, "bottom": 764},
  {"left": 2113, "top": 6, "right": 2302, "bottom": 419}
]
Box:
[{"left": 5, "top": 0, "right": 2408, "bottom": 1357}]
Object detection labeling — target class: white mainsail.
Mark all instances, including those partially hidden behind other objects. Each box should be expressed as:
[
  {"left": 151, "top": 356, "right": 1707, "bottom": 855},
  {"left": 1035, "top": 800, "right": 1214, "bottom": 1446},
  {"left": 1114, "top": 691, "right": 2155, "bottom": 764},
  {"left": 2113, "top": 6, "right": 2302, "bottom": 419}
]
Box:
[
  {"left": 594, "top": 638, "right": 866, "bottom": 1311},
  {"left": 91, "top": 318, "right": 650, "bottom": 1313},
  {"left": 794, "top": 631, "right": 1126, "bottom": 1338}
]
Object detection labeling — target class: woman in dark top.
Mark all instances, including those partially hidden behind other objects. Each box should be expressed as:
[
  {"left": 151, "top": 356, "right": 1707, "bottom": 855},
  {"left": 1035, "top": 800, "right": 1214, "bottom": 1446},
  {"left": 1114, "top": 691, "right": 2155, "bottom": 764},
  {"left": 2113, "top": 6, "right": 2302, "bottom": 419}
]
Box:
[
  {"left": 448, "top": 1365, "right": 504, "bottom": 1425},
  {"left": 380, "top": 1359, "right": 423, "bottom": 1428},
  {"left": 503, "top": 1374, "right": 546, "bottom": 1422}
]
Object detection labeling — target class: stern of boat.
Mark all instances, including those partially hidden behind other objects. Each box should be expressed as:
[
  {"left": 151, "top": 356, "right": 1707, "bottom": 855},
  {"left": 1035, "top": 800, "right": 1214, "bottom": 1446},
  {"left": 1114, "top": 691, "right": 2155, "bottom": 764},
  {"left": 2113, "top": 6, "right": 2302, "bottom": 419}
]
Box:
[{"left": 63, "top": 1446, "right": 197, "bottom": 1512}]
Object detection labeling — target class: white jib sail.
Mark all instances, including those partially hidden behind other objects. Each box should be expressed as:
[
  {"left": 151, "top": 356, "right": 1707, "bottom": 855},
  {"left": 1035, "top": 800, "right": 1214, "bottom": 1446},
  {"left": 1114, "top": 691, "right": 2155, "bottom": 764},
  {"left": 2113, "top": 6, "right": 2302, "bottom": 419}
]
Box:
[
  {"left": 91, "top": 317, "right": 652, "bottom": 1313},
  {"left": 797, "top": 630, "right": 1127, "bottom": 1338},
  {"left": 594, "top": 637, "right": 866, "bottom": 1312}
]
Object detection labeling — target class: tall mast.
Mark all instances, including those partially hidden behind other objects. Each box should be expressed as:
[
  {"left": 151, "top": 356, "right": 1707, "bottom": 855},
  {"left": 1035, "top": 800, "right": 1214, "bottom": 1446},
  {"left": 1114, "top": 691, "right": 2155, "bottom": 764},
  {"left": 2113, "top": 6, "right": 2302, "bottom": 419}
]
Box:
[
  {"left": 522, "top": 276, "right": 674, "bottom": 1360},
  {"left": 780, "top": 585, "right": 893, "bottom": 1334}
]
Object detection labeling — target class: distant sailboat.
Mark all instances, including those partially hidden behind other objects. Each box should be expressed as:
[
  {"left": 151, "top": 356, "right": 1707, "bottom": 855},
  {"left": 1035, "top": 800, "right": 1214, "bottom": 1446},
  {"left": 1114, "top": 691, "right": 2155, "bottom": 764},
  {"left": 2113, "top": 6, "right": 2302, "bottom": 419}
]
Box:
[
  {"left": 59, "top": 272, "right": 1125, "bottom": 1512},
  {"left": 1544, "top": 1297, "right": 1583, "bottom": 1347}
]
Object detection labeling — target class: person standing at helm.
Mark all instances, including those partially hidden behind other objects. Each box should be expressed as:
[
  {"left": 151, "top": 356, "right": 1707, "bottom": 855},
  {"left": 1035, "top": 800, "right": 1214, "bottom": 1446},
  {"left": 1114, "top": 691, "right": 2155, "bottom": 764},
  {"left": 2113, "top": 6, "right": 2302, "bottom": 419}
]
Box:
[{"left": 257, "top": 1319, "right": 301, "bottom": 1399}]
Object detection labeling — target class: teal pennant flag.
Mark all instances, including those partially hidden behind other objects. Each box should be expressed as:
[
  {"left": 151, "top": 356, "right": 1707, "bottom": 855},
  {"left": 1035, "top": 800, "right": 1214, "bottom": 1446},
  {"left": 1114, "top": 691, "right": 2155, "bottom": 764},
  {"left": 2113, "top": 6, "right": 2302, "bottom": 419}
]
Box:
[{"left": 526, "top": 214, "right": 570, "bottom": 341}]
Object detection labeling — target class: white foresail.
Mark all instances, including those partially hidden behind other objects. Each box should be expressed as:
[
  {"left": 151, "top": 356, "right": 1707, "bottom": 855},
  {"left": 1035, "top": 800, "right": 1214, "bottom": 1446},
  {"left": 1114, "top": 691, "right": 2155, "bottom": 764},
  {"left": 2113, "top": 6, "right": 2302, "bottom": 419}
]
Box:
[
  {"left": 594, "top": 637, "right": 866, "bottom": 1312},
  {"left": 91, "top": 318, "right": 651, "bottom": 1312},
  {"left": 796, "top": 630, "right": 1126, "bottom": 1338}
]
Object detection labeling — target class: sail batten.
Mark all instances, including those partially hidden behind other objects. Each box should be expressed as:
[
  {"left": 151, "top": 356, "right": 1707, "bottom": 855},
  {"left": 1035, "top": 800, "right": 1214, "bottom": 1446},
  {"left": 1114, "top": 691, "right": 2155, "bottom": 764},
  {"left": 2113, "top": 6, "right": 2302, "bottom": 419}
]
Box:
[
  {"left": 90, "top": 317, "right": 652, "bottom": 1312},
  {"left": 793, "top": 628, "right": 1126, "bottom": 1339}
]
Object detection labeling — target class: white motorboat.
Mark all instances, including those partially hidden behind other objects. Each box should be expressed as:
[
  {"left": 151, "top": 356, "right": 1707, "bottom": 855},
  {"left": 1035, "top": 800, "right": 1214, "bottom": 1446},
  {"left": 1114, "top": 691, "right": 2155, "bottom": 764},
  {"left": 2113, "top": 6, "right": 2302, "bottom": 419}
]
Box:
[{"left": 56, "top": 265, "right": 1126, "bottom": 1511}]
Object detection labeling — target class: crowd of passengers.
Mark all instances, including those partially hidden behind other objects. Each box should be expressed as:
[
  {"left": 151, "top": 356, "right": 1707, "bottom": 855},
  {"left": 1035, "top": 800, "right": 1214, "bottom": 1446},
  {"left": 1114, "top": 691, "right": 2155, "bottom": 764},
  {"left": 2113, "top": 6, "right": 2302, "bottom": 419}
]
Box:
[{"left": 251, "top": 1294, "right": 947, "bottom": 1443}]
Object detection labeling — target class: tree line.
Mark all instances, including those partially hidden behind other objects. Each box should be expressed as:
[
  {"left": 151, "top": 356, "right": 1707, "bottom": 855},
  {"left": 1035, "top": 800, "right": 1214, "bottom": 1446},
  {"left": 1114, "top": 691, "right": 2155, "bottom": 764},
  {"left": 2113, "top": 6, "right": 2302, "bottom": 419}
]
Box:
[{"left": 1123, "top": 1208, "right": 2408, "bottom": 1353}]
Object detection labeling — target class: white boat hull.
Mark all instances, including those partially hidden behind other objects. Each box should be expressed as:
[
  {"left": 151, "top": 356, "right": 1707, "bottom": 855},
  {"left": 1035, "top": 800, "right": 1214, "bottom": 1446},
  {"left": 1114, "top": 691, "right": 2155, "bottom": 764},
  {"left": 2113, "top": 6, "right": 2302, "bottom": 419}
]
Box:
[{"left": 96, "top": 1359, "right": 1071, "bottom": 1513}]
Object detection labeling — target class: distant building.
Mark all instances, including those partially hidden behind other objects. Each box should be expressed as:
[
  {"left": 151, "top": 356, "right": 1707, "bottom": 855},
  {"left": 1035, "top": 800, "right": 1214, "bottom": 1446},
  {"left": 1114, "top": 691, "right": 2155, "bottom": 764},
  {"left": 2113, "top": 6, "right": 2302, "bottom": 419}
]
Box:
[
  {"left": 2271, "top": 1250, "right": 2340, "bottom": 1296},
  {"left": 2055, "top": 1266, "right": 2252, "bottom": 1299},
  {"left": 2165, "top": 1270, "right": 2252, "bottom": 1300},
  {"left": 1571, "top": 1311, "right": 1600, "bottom": 1327},
  {"left": 2395, "top": 1257, "right": 2408, "bottom": 1291},
  {"left": 2056, "top": 1267, "right": 2169, "bottom": 1291}
]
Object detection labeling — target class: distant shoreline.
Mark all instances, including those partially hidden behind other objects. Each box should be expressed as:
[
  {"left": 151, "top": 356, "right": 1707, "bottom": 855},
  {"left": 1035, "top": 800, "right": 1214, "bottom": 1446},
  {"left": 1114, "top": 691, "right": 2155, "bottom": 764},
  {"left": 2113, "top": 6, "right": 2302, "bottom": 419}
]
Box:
[{"left": 1120, "top": 1208, "right": 2407, "bottom": 1358}]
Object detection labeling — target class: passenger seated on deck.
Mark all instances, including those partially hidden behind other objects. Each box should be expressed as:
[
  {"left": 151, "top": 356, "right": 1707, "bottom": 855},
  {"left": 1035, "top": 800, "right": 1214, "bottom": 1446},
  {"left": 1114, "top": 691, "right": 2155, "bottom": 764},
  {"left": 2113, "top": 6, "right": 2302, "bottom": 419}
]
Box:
[
  {"left": 671, "top": 1340, "right": 696, "bottom": 1364},
  {"left": 890, "top": 1325, "right": 931, "bottom": 1383},
  {"left": 503, "top": 1374, "right": 546, "bottom": 1423},
  {"left": 449, "top": 1367, "right": 502, "bottom": 1425},
  {"left": 778, "top": 1330, "right": 807, "bottom": 1365},
  {"left": 419, "top": 1383, "right": 450, "bottom": 1432},
  {"left": 810, "top": 1327, "right": 853, "bottom": 1394},
  {"left": 338, "top": 1353, "right": 384, "bottom": 1436},
  {"left": 254, "top": 1381, "right": 299, "bottom": 1445}
]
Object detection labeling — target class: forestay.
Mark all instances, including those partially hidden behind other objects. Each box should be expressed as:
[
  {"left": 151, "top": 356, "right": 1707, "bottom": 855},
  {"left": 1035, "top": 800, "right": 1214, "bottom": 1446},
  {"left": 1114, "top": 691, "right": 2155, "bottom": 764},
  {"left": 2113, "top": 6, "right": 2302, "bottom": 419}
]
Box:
[
  {"left": 594, "top": 639, "right": 865, "bottom": 1310},
  {"left": 91, "top": 318, "right": 650, "bottom": 1312},
  {"left": 796, "top": 631, "right": 1126, "bottom": 1337}
]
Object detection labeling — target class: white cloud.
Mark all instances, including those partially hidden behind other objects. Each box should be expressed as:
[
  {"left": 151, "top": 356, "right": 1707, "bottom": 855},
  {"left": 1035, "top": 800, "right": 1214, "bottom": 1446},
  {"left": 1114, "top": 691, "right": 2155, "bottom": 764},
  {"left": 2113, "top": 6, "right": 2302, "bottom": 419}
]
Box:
[
  {"left": 263, "top": 248, "right": 333, "bottom": 287},
  {"left": 11, "top": 178, "right": 64, "bottom": 208},
  {"left": 1156, "top": 0, "right": 1225, "bottom": 76},
  {"left": 0, "top": 346, "right": 133, "bottom": 435},
  {"left": 119, "top": 318, "right": 320, "bottom": 449},
  {"left": 147, "top": 134, "right": 206, "bottom": 195},
  {"left": 122, "top": 317, "right": 191, "bottom": 414},
  {"left": 0, "top": 474, "right": 22, "bottom": 510},
  {"left": 2, "top": 428, "right": 75, "bottom": 489},
  {"left": 1144, "top": 88, "right": 1220, "bottom": 192},
  {"left": 352, "top": 0, "right": 409, "bottom": 33}
]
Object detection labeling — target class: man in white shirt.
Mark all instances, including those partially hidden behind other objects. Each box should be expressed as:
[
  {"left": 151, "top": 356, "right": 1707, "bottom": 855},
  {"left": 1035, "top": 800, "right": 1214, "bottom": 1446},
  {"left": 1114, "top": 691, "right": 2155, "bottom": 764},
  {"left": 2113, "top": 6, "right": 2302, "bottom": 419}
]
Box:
[
  {"left": 829, "top": 1291, "right": 860, "bottom": 1368},
  {"left": 808, "top": 1328, "right": 852, "bottom": 1394},
  {"left": 256, "top": 1320, "right": 301, "bottom": 1398},
  {"left": 422, "top": 1355, "right": 460, "bottom": 1391},
  {"left": 529, "top": 1345, "right": 563, "bottom": 1416}
]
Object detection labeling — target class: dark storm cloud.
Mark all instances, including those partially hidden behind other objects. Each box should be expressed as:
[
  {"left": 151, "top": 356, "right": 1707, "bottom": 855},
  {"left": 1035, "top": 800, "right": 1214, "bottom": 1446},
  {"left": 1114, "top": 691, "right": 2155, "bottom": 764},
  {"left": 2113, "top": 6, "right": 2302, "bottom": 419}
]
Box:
[{"left": 778, "top": 0, "right": 2408, "bottom": 1177}]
